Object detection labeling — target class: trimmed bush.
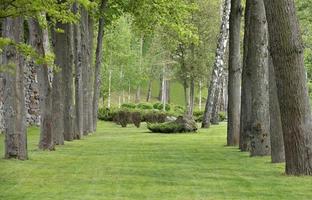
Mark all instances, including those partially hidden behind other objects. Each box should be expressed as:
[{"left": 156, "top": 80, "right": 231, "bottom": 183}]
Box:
[
  {"left": 153, "top": 102, "right": 170, "bottom": 111},
  {"left": 193, "top": 110, "right": 204, "bottom": 122},
  {"left": 137, "top": 103, "right": 153, "bottom": 110},
  {"left": 121, "top": 103, "right": 136, "bottom": 109},
  {"left": 115, "top": 109, "right": 131, "bottom": 127},
  {"left": 131, "top": 111, "right": 142, "bottom": 128},
  {"left": 143, "top": 111, "right": 167, "bottom": 123}
]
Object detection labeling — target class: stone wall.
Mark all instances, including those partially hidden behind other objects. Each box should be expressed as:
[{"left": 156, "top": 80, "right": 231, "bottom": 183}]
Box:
[
  {"left": 24, "top": 62, "right": 40, "bottom": 126},
  {"left": 0, "top": 75, "right": 4, "bottom": 133}
]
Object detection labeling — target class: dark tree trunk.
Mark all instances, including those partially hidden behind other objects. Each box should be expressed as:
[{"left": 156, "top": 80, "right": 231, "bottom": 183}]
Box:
[
  {"left": 2, "top": 17, "right": 28, "bottom": 160},
  {"left": 166, "top": 80, "right": 170, "bottom": 104},
  {"left": 202, "top": 0, "right": 230, "bottom": 128},
  {"left": 81, "top": 8, "right": 90, "bottom": 135},
  {"left": 227, "top": 0, "right": 242, "bottom": 146},
  {"left": 92, "top": 0, "right": 107, "bottom": 132},
  {"left": 269, "top": 56, "right": 285, "bottom": 163},
  {"left": 249, "top": 0, "right": 270, "bottom": 157},
  {"left": 51, "top": 24, "right": 65, "bottom": 145},
  {"left": 87, "top": 15, "right": 94, "bottom": 133},
  {"left": 73, "top": 3, "right": 83, "bottom": 139},
  {"left": 28, "top": 18, "right": 54, "bottom": 150},
  {"left": 239, "top": 0, "right": 252, "bottom": 152},
  {"left": 264, "top": 0, "right": 312, "bottom": 175}
]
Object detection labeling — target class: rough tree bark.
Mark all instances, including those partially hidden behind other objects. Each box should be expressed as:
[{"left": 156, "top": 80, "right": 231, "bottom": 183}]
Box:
[
  {"left": 51, "top": 24, "right": 65, "bottom": 145},
  {"left": 249, "top": 0, "right": 270, "bottom": 157},
  {"left": 269, "top": 56, "right": 285, "bottom": 163},
  {"left": 92, "top": 0, "right": 107, "bottom": 132},
  {"left": 28, "top": 18, "right": 54, "bottom": 150},
  {"left": 81, "top": 8, "right": 90, "bottom": 135},
  {"left": 74, "top": 3, "right": 83, "bottom": 139},
  {"left": 227, "top": 0, "right": 242, "bottom": 146},
  {"left": 87, "top": 15, "right": 94, "bottom": 133},
  {"left": 239, "top": 0, "right": 251, "bottom": 151},
  {"left": 2, "top": 17, "right": 28, "bottom": 160},
  {"left": 264, "top": 0, "right": 312, "bottom": 175},
  {"left": 202, "top": 0, "right": 230, "bottom": 128},
  {"left": 211, "top": 77, "right": 222, "bottom": 124},
  {"left": 60, "top": 23, "right": 75, "bottom": 142}
]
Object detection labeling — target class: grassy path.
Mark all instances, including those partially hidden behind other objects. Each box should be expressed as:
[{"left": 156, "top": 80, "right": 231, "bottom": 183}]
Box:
[{"left": 0, "top": 122, "right": 312, "bottom": 200}]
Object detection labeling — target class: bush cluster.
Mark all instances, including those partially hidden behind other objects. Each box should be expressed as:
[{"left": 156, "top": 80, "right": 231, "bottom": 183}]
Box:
[
  {"left": 193, "top": 110, "right": 227, "bottom": 123},
  {"left": 98, "top": 107, "right": 169, "bottom": 128}
]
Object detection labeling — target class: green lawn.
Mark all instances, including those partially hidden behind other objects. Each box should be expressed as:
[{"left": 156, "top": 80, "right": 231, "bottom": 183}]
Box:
[{"left": 0, "top": 122, "right": 312, "bottom": 200}]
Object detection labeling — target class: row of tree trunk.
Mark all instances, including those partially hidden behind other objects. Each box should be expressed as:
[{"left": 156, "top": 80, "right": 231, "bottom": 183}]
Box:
[
  {"left": 2, "top": 1, "right": 107, "bottom": 158},
  {"left": 202, "top": 0, "right": 312, "bottom": 175}
]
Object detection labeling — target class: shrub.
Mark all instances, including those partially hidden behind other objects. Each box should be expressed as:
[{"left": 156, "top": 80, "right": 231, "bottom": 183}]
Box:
[
  {"left": 137, "top": 102, "right": 153, "bottom": 110},
  {"left": 98, "top": 108, "right": 119, "bottom": 121},
  {"left": 153, "top": 102, "right": 170, "bottom": 111},
  {"left": 173, "top": 105, "right": 185, "bottom": 114},
  {"left": 121, "top": 103, "right": 136, "bottom": 109},
  {"left": 147, "top": 122, "right": 182, "bottom": 133},
  {"left": 115, "top": 109, "right": 131, "bottom": 127},
  {"left": 131, "top": 111, "right": 142, "bottom": 128},
  {"left": 143, "top": 111, "right": 167, "bottom": 123}
]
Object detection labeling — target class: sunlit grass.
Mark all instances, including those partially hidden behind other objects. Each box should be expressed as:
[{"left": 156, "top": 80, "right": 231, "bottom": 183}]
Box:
[{"left": 0, "top": 121, "right": 311, "bottom": 200}]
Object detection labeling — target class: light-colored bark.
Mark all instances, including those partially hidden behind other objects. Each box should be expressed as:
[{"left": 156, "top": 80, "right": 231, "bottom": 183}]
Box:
[{"left": 202, "top": 0, "right": 230, "bottom": 128}]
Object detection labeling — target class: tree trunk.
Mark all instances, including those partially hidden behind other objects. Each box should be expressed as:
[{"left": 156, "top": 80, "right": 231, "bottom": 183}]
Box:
[
  {"left": 74, "top": 3, "right": 83, "bottom": 139},
  {"left": 51, "top": 25, "right": 65, "bottom": 145},
  {"left": 239, "top": 0, "right": 252, "bottom": 152},
  {"left": 199, "top": 81, "right": 202, "bottom": 111},
  {"left": 202, "top": 0, "right": 230, "bottom": 128},
  {"left": 187, "top": 78, "right": 195, "bottom": 116},
  {"left": 227, "top": 0, "right": 242, "bottom": 146},
  {"left": 2, "top": 17, "right": 28, "bottom": 160},
  {"left": 92, "top": 0, "right": 107, "bottom": 132},
  {"left": 87, "top": 15, "right": 94, "bottom": 133},
  {"left": 62, "top": 23, "right": 75, "bottom": 141},
  {"left": 81, "top": 8, "right": 90, "bottom": 135},
  {"left": 264, "top": 0, "right": 312, "bottom": 175},
  {"left": 128, "top": 81, "right": 131, "bottom": 102},
  {"left": 135, "top": 86, "right": 141, "bottom": 103},
  {"left": 249, "top": 0, "right": 270, "bottom": 157},
  {"left": 28, "top": 18, "right": 54, "bottom": 150},
  {"left": 107, "top": 70, "right": 112, "bottom": 108},
  {"left": 269, "top": 56, "right": 285, "bottom": 163},
  {"left": 146, "top": 80, "right": 152, "bottom": 102},
  {"left": 211, "top": 78, "right": 221, "bottom": 124}
]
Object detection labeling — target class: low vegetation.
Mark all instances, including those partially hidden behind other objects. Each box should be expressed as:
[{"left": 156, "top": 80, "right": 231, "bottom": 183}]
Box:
[{"left": 1, "top": 122, "right": 311, "bottom": 200}]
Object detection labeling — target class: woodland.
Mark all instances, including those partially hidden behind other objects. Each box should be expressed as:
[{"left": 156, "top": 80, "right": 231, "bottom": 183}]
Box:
[{"left": 0, "top": 0, "right": 312, "bottom": 199}]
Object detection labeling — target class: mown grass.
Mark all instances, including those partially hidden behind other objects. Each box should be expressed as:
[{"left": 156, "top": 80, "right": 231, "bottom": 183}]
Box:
[{"left": 0, "top": 121, "right": 312, "bottom": 200}]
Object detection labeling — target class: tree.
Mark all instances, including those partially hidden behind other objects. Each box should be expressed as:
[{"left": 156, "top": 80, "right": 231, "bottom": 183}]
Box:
[
  {"left": 227, "top": 0, "right": 242, "bottom": 146},
  {"left": 264, "top": 0, "right": 312, "bottom": 175},
  {"left": 239, "top": 0, "right": 252, "bottom": 151},
  {"left": 248, "top": 0, "right": 270, "bottom": 157},
  {"left": 269, "top": 56, "right": 285, "bottom": 163},
  {"left": 28, "top": 18, "right": 54, "bottom": 150},
  {"left": 92, "top": 0, "right": 107, "bottom": 132},
  {"left": 2, "top": 17, "right": 28, "bottom": 160},
  {"left": 202, "top": 0, "right": 230, "bottom": 128}
]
